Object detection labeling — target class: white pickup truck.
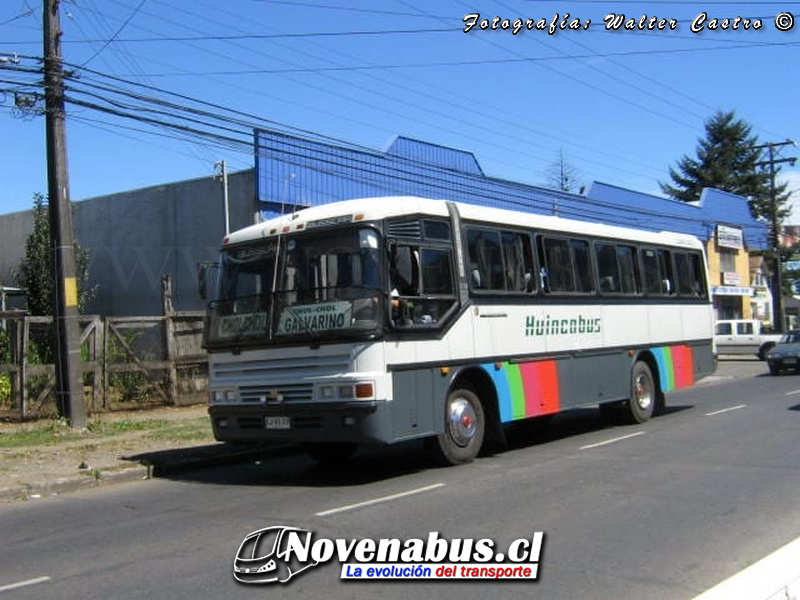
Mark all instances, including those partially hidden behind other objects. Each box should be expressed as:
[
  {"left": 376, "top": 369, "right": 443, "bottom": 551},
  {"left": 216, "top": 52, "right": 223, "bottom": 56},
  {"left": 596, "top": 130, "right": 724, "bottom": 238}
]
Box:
[{"left": 714, "top": 319, "right": 783, "bottom": 360}]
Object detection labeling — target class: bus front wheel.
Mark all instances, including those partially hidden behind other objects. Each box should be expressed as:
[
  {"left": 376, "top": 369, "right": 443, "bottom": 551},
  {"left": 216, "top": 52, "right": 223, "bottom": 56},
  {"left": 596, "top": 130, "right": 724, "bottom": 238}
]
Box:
[
  {"left": 628, "top": 361, "right": 655, "bottom": 424},
  {"left": 428, "top": 387, "right": 485, "bottom": 465}
]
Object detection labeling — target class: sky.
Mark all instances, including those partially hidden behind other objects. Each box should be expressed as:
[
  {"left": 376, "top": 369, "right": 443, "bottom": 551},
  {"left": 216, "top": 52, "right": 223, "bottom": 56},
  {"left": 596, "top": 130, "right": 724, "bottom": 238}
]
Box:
[{"left": 1, "top": 0, "right": 799, "bottom": 220}]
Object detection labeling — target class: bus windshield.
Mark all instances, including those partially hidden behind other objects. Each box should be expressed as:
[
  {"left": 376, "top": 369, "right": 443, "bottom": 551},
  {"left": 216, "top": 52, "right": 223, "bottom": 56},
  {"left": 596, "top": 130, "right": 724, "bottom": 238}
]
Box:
[{"left": 205, "top": 227, "right": 383, "bottom": 347}]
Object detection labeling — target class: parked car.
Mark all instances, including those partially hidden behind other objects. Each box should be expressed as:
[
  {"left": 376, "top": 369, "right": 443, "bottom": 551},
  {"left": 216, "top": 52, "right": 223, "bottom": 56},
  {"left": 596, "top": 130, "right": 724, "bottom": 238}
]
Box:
[
  {"left": 714, "top": 319, "right": 783, "bottom": 360},
  {"left": 765, "top": 330, "right": 800, "bottom": 375}
]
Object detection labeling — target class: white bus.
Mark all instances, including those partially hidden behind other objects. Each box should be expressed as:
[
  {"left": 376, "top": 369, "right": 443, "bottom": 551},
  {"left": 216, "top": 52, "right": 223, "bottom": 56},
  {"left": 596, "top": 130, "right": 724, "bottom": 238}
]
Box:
[{"left": 200, "top": 196, "right": 714, "bottom": 465}]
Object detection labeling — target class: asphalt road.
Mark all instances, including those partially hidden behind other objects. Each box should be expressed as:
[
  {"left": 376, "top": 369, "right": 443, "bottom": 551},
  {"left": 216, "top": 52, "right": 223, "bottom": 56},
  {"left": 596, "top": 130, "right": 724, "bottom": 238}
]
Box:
[{"left": 1, "top": 356, "right": 798, "bottom": 600}]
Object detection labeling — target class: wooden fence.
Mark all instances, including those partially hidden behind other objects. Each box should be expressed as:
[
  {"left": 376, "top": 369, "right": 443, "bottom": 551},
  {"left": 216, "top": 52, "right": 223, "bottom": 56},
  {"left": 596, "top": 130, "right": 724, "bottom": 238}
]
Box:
[
  {"left": 0, "top": 277, "right": 208, "bottom": 418},
  {"left": 0, "top": 311, "right": 208, "bottom": 418}
]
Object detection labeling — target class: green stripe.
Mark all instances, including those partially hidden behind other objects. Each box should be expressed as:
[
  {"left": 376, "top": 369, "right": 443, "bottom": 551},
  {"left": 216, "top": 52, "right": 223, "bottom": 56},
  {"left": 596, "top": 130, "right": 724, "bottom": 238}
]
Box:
[
  {"left": 656, "top": 346, "right": 676, "bottom": 391},
  {"left": 506, "top": 363, "right": 526, "bottom": 420}
]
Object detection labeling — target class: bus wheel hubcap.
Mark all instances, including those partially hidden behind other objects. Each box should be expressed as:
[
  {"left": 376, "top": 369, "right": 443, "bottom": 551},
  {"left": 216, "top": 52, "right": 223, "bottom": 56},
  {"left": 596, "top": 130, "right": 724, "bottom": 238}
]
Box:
[
  {"left": 634, "top": 375, "right": 652, "bottom": 411},
  {"left": 448, "top": 397, "right": 477, "bottom": 447}
]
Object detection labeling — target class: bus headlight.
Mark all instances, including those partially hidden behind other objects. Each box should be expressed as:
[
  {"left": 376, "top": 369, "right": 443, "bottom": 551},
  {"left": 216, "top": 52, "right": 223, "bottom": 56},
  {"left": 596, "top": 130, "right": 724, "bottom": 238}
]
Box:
[
  {"left": 317, "top": 382, "right": 374, "bottom": 401},
  {"left": 210, "top": 389, "right": 238, "bottom": 404},
  {"left": 319, "top": 385, "right": 337, "bottom": 399}
]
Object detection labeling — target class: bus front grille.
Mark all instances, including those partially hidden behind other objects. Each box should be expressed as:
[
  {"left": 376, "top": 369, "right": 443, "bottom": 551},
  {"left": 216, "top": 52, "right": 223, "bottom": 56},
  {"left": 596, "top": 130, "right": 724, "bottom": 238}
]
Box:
[{"left": 238, "top": 383, "right": 314, "bottom": 404}]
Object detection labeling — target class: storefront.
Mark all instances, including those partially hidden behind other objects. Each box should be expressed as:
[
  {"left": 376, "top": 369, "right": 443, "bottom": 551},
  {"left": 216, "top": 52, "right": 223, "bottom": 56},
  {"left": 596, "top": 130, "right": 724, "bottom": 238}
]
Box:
[
  {"left": 707, "top": 225, "right": 759, "bottom": 322},
  {"left": 711, "top": 284, "right": 755, "bottom": 321}
]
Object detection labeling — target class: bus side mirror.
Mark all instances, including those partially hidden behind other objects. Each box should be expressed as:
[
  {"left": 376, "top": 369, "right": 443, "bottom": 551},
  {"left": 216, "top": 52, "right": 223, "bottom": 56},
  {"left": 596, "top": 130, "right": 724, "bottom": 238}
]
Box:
[{"left": 197, "top": 261, "right": 219, "bottom": 300}]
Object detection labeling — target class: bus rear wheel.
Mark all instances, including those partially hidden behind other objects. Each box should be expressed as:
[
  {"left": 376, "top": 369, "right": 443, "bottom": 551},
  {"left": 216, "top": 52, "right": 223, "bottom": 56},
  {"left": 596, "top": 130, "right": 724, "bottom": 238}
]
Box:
[
  {"left": 627, "top": 361, "right": 655, "bottom": 424},
  {"left": 427, "top": 387, "right": 485, "bottom": 465}
]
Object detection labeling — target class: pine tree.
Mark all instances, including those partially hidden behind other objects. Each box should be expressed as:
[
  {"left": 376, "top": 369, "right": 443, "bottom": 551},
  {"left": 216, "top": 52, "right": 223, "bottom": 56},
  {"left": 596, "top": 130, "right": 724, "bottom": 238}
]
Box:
[
  {"left": 661, "top": 110, "right": 790, "bottom": 223},
  {"left": 15, "top": 193, "right": 53, "bottom": 317},
  {"left": 13, "top": 193, "right": 96, "bottom": 317}
]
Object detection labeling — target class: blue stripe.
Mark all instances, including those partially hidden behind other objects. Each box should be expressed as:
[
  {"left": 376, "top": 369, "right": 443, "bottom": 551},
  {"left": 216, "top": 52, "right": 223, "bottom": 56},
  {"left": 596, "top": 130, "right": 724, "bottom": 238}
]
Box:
[{"left": 480, "top": 363, "right": 513, "bottom": 422}]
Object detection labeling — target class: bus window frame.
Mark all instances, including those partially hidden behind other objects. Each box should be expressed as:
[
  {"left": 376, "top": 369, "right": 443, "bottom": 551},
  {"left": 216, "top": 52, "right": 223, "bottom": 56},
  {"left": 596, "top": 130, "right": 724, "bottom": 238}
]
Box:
[
  {"left": 386, "top": 217, "right": 459, "bottom": 331},
  {"left": 464, "top": 225, "right": 535, "bottom": 296}
]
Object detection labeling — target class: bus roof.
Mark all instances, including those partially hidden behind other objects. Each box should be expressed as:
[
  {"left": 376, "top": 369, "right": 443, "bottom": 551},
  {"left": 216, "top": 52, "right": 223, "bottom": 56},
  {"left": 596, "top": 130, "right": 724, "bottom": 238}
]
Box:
[{"left": 223, "top": 196, "right": 704, "bottom": 250}]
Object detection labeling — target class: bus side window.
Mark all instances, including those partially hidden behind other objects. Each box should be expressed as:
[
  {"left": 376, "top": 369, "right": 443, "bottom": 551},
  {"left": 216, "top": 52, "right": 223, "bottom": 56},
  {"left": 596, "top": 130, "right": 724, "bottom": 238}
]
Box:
[
  {"left": 390, "top": 244, "right": 456, "bottom": 328},
  {"left": 467, "top": 229, "right": 502, "bottom": 290},
  {"left": 391, "top": 245, "right": 419, "bottom": 296},
  {"left": 467, "top": 228, "right": 533, "bottom": 293},
  {"left": 658, "top": 250, "right": 675, "bottom": 295},
  {"left": 675, "top": 251, "right": 705, "bottom": 298},
  {"left": 642, "top": 249, "right": 662, "bottom": 295},
  {"left": 537, "top": 236, "right": 593, "bottom": 294},
  {"left": 501, "top": 231, "right": 533, "bottom": 292},
  {"left": 540, "top": 237, "right": 575, "bottom": 292},
  {"left": 571, "top": 239, "right": 595, "bottom": 293},
  {"left": 616, "top": 245, "right": 640, "bottom": 295},
  {"left": 595, "top": 244, "right": 618, "bottom": 294},
  {"left": 596, "top": 243, "right": 640, "bottom": 295}
]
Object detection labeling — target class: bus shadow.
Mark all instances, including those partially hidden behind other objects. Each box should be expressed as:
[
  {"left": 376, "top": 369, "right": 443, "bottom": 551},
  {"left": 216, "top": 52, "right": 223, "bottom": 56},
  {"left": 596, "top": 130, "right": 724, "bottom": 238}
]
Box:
[
  {"left": 126, "top": 405, "right": 695, "bottom": 489},
  {"left": 499, "top": 404, "right": 694, "bottom": 452},
  {"left": 126, "top": 439, "right": 438, "bottom": 489}
]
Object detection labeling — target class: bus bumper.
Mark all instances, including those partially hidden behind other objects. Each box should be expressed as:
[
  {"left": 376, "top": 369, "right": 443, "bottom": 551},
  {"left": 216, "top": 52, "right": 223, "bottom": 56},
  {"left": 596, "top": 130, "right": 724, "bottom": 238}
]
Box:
[{"left": 208, "top": 400, "right": 396, "bottom": 445}]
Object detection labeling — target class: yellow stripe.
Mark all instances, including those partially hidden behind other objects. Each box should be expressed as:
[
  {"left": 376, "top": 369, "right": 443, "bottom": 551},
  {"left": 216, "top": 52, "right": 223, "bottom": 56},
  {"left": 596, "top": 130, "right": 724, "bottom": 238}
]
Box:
[{"left": 64, "top": 277, "right": 78, "bottom": 308}]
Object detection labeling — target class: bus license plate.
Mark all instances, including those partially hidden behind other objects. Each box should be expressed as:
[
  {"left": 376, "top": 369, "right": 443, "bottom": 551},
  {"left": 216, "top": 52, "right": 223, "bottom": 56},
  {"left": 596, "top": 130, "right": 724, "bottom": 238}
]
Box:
[{"left": 265, "top": 416, "right": 290, "bottom": 430}]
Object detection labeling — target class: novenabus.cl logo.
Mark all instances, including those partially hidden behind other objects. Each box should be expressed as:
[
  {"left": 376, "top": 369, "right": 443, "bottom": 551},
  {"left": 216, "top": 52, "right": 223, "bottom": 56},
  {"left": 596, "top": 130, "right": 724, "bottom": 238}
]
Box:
[
  {"left": 233, "top": 526, "right": 319, "bottom": 584},
  {"left": 233, "top": 526, "right": 545, "bottom": 585}
]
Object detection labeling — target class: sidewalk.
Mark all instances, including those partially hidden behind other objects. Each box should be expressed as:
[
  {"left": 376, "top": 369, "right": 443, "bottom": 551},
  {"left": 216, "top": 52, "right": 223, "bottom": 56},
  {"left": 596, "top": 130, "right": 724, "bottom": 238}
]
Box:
[{"left": 0, "top": 404, "right": 266, "bottom": 503}]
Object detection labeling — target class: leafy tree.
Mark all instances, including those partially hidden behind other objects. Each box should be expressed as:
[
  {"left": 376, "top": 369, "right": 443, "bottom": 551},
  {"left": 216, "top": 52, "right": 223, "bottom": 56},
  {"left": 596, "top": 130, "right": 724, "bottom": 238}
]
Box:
[
  {"left": 661, "top": 110, "right": 791, "bottom": 224},
  {"left": 13, "top": 193, "right": 96, "bottom": 317}
]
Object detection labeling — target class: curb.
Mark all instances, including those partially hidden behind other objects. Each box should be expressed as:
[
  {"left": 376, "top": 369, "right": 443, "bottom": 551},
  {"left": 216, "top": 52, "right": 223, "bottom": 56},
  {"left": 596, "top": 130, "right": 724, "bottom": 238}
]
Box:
[
  {"left": 0, "top": 443, "right": 296, "bottom": 503},
  {"left": 0, "top": 464, "right": 151, "bottom": 503}
]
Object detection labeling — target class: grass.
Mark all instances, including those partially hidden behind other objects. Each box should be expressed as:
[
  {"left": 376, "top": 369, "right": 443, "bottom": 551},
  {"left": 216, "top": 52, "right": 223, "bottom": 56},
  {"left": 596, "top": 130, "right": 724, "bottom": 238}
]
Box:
[
  {"left": 143, "top": 419, "right": 213, "bottom": 443},
  {"left": 0, "top": 415, "right": 213, "bottom": 449},
  {"left": 88, "top": 417, "right": 171, "bottom": 434},
  {"left": 0, "top": 417, "right": 83, "bottom": 448}
]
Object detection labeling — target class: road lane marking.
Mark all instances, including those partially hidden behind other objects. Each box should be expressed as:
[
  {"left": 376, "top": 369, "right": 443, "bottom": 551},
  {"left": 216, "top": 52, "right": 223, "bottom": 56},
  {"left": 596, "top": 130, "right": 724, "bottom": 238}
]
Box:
[
  {"left": 316, "top": 483, "right": 446, "bottom": 517},
  {"left": 704, "top": 404, "right": 747, "bottom": 416},
  {"left": 580, "top": 431, "right": 646, "bottom": 450},
  {"left": 786, "top": 389, "right": 800, "bottom": 396},
  {"left": 0, "top": 576, "right": 51, "bottom": 593},
  {"left": 692, "top": 536, "right": 800, "bottom": 600}
]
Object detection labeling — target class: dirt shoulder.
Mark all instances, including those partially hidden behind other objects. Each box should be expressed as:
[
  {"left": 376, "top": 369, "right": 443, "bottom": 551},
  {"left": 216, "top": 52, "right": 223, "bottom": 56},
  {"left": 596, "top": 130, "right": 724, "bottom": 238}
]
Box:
[{"left": 0, "top": 404, "right": 246, "bottom": 502}]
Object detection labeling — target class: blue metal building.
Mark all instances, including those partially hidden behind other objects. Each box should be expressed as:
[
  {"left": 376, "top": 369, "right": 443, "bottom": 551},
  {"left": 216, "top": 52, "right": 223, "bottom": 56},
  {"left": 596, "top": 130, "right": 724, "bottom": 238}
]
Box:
[{"left": 254, "top": 129, "right": 769, "bottom": 250}]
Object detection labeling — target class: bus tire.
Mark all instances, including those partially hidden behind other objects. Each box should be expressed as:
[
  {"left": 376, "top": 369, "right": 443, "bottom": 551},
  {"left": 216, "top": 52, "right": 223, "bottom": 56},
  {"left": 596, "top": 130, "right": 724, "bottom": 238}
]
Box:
[
  {"left": 627, "top": 361, "right": 655, "bottom": 424},
  {"left": 303, "top": 442, "right": 358, "bottom": 465},
  {"left": 428, "top": 386, "right": 485, "bottom": 465}
]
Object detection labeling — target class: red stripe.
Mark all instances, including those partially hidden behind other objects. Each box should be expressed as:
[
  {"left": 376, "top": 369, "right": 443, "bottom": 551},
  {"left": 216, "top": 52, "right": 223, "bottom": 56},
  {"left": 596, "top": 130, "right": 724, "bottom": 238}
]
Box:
[
  {"left": 673, "top": 345, "right": 694, "bottom": 388},
  {"left": 520, "top": 361, "right": 560, "bottom": 417}
]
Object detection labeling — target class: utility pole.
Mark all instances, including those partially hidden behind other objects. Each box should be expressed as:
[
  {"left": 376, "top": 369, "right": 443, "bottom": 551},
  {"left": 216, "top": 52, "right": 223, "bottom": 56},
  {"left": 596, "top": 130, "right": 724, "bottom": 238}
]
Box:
[
  {"left": 214, "top": 160, "right": 230, "bottom": 235},
  {"left": 753, "top": 139, "right": 797, "bottom": 332},
  {"left": 44, "top": 0, "right": 86, "bottom": 428}
]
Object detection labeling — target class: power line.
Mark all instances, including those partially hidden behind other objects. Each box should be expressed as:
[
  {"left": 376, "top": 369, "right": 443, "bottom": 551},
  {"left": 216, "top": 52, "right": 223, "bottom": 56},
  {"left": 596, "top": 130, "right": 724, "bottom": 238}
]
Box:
[
  {"left": 97, "top": 40, "right": 797, "bottom": 76},
  {"left": 0, "top": 56, "right": 763, "bottom": 235},
  {"left": 3, "top": 0, "right": 795, "bottom": 210},
  {"left": 77, "top": 0, "right": 148, "bottom": 67}
]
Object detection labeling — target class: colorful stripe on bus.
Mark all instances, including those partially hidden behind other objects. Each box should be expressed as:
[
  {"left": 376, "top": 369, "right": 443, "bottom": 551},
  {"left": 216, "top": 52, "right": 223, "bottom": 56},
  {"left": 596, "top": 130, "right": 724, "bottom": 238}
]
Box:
[
  {"left": 652, "top": 344, "right": 695, "bottom": 392},
  {"left": 481, "top": 360, "right": 560, "bottom": 423},
  {"left": 481, "top": 344, "right": 695, "bottom": 423}
]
